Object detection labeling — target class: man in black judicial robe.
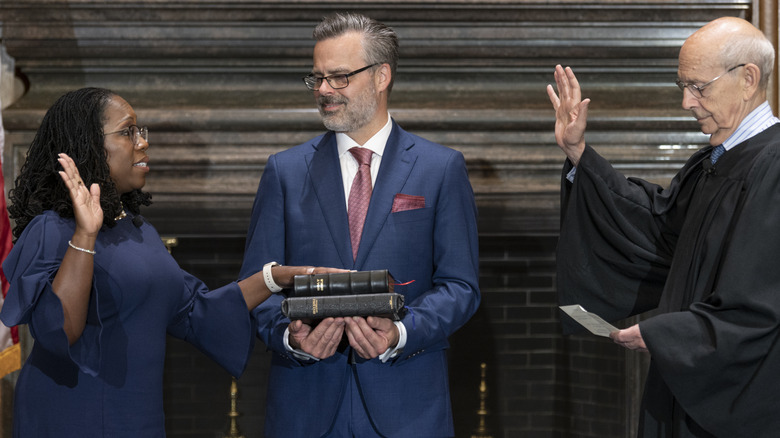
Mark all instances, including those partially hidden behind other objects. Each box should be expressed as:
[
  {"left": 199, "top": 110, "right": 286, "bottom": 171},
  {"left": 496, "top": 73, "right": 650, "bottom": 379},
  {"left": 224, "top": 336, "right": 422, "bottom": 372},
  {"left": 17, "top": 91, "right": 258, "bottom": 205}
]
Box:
[{"left": 547, "top": 17, "right": 780, "bottom": 438}]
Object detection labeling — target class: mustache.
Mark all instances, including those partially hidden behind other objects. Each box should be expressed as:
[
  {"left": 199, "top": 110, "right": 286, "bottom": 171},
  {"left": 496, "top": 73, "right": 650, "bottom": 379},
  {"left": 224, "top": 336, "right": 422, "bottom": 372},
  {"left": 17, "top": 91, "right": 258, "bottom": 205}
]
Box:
[{"left": 317, "top": 95, "right": 348, "bottom": 107}]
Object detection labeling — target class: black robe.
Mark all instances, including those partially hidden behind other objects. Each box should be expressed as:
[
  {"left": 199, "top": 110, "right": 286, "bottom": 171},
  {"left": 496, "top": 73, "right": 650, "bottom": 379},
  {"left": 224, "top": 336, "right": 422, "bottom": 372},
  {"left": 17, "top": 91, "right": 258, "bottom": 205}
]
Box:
[{"left": 558, "top": 124, "right": 780, "bottom": 438}]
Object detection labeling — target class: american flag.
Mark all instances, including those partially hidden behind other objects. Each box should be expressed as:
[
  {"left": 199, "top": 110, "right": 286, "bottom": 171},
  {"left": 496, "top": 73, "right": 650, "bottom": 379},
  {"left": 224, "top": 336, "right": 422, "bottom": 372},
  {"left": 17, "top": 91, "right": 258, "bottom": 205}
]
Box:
[{"left": 0, "top": 51, "right": 21, "bottom": 377}]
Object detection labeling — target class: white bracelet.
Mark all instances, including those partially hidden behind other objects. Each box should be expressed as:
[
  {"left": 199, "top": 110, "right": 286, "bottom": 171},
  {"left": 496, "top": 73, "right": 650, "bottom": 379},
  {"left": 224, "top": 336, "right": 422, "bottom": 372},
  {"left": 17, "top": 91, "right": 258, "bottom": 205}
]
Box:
[
  {"left": 263, "top": 261, "right": 283, "bottom": 293},
  {"left": 68, "top": 240, "right": 96, "bottom": 255}
]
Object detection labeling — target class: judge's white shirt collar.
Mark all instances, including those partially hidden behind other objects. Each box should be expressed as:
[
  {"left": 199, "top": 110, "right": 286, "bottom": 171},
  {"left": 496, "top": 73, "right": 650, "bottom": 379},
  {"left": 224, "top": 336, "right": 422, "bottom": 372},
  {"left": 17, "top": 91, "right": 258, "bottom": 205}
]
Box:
[{"left": 722, "top": 101, "right": 780, "bottom": 151}]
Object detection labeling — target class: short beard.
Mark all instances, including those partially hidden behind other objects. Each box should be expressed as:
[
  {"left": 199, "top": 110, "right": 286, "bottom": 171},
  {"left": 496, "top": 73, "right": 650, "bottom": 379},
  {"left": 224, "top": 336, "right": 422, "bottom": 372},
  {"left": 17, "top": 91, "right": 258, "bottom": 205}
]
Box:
[{"left": 317, "top": 83, "right": 378, "bottom": 133}]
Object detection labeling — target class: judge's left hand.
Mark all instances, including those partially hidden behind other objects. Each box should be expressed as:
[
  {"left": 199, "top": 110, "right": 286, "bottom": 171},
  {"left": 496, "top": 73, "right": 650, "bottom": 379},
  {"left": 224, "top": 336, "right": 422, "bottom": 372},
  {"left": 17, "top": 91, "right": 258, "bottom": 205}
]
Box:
[
  {"left": 610, "top": 324, "right": 648, "bottom": 353},
  {"left": 345, "top": 316, "right": 399, "bottom": 360}
]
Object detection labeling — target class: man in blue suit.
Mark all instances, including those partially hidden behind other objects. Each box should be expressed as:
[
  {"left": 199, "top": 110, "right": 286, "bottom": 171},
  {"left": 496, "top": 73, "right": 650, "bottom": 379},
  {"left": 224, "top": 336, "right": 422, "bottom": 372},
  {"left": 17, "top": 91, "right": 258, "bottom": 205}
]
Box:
[{"left": 240, "top": 12, "right": 480, "bottom": 438}]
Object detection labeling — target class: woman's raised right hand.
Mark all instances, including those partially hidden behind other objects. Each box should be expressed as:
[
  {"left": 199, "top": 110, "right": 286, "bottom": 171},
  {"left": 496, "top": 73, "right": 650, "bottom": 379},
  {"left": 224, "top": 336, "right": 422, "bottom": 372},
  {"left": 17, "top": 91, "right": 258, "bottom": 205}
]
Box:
[{"left": 58, "top": 153, "right": 103, "bottom": 236}]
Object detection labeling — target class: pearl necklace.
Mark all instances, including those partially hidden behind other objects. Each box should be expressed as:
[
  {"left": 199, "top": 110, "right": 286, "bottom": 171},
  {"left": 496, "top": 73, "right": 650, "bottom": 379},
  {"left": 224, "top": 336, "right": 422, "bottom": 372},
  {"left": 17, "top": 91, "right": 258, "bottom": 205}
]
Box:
[{"left": 114, "top": 208, "right": 127, "bottom": 221}]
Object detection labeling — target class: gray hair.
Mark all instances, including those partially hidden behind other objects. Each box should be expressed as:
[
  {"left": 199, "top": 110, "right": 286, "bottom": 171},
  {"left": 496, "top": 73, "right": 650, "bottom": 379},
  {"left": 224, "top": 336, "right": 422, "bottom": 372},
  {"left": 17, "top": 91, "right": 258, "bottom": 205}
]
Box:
[
  {"left": 719, "top": 32, "right": 775, "bottom": 90},
  {"left": 313, "top": 12, "right": 399, "bottom": 93}
]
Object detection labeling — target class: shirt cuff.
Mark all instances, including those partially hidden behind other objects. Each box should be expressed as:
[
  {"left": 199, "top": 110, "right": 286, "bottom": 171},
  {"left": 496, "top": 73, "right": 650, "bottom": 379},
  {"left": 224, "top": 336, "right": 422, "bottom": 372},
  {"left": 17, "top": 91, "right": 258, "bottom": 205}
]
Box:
[
  {"left": 566, "top": 166, "right": 577, "bottom": 183},
  {"left": 283, "top": 326, "right": 320, "bottom": 362},
  {"left": 379, "top": 321, "right": 407, "bottom": 363}
]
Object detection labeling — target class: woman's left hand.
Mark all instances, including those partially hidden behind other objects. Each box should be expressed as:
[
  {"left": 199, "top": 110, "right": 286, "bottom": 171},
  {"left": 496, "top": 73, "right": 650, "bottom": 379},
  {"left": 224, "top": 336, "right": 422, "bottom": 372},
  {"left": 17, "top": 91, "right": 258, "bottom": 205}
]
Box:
[{"left": 58, "top": 153, "right": 103, "bottom": 236}]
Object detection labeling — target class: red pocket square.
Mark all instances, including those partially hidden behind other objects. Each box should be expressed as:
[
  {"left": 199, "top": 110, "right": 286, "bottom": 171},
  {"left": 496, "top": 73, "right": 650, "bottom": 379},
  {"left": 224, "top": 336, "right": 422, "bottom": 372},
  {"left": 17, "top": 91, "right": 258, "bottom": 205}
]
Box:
[{"left": 392, "top": 194, "right": 426, "bottom": 213}]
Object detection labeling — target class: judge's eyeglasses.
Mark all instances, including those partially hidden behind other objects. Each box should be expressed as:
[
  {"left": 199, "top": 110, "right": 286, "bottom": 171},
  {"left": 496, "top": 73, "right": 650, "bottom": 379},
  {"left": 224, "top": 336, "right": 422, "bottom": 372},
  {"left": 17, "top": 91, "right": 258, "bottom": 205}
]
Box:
[{"left": 675, "top": 64, "right": 745, "bottom": 98}]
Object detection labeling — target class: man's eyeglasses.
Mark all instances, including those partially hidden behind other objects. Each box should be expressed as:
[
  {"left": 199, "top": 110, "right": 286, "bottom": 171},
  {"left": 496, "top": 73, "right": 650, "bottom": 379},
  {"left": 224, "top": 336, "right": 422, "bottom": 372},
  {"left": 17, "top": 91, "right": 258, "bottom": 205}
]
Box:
[
  {"left": 676, "top": 64, "right": 746, "bottom": 99},
  {"left": 303, "top": 64, "right": 377, "bottom": 91},
  {"left": 104, "top": 125, "right": 149, "bottom": 146}
]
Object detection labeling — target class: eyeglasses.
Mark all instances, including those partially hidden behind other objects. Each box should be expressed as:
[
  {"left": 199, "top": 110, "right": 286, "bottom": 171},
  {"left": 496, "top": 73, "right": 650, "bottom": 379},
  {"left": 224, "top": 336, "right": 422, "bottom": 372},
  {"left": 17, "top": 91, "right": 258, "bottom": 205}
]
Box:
[
  {"left": 104, "top": 125, "right": 149, "bottom": 146},
  {"left": 303, "top": 64, "right": 377, "bottom": 91},
  {"left": 676, "top": 64, "right": 746, "bottom": 98}
]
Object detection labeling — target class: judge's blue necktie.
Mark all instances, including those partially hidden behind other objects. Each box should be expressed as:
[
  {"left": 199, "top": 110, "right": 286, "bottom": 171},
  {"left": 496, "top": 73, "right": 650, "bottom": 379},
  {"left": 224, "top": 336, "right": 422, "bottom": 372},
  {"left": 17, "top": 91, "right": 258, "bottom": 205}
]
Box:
[{"left": 711, "top": 144, "right": 725, "bottom": 164}]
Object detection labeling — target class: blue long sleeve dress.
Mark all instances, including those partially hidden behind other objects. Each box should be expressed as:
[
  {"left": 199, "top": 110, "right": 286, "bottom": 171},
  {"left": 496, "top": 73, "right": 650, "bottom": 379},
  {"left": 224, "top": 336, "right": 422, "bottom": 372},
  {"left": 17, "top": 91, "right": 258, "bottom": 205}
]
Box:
[{"left": 0, "top": 210, "right": 257, "bottom": 437}]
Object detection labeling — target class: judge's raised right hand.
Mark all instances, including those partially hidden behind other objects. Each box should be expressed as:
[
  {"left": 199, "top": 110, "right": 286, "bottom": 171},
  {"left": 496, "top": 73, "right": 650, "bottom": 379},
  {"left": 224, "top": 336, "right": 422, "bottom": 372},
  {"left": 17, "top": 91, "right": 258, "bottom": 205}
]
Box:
[
  {"left": 546, "top": 65, "right": 590, "bottom": 166},
  {"left": 289, "top": 317, "right": 346, "bottom": 360}
]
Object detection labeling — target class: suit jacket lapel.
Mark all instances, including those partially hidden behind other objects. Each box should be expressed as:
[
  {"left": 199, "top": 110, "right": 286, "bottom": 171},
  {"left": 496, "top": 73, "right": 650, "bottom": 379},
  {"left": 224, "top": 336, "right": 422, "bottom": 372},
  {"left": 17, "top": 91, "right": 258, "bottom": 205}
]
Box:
[
  {"left": 355, "top": 122, "right": 418, "bottom": 267},
  {"left": 306, "top": 133, "right": 354, "bottom": 267}
]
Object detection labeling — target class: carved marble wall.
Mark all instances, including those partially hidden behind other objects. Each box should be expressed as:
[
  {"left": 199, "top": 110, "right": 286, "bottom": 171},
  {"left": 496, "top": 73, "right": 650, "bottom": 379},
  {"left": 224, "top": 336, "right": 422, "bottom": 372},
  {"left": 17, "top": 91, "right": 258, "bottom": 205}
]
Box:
[
  {"left": 1, "top": 1, "right": 777, "bottom": 436},
  {"left": 4, "top": 1, "right": 764, "bottom": 235}
]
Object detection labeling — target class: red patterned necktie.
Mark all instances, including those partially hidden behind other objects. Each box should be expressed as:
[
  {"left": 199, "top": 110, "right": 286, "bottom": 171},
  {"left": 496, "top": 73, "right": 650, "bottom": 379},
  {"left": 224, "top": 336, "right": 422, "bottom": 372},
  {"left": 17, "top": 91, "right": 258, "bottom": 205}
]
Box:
[{"left": 348, "top": 147, "right": 373, "bottom": 260}]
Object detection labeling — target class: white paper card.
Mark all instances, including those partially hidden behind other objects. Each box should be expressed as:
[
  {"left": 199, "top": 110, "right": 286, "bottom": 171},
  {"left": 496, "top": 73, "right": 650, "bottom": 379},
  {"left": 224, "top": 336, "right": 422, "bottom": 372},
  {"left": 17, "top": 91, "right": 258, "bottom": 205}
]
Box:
[{"left": 559, "top": 305, "right": 619, "bottom": 337}]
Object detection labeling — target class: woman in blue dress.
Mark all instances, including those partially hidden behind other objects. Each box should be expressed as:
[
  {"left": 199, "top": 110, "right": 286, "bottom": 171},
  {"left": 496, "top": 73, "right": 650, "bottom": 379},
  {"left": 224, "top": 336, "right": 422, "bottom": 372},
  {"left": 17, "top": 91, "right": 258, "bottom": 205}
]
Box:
[{"left": 0, "top": 87, "right": 335, "bottom": 437}]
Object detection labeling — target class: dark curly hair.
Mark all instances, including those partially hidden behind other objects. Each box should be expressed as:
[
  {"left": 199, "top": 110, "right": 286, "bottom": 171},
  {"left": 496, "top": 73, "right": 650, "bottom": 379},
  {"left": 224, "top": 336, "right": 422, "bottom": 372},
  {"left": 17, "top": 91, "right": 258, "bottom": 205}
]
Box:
[{"left": 8, "top": 87, "right": 152, "bottom": 240}]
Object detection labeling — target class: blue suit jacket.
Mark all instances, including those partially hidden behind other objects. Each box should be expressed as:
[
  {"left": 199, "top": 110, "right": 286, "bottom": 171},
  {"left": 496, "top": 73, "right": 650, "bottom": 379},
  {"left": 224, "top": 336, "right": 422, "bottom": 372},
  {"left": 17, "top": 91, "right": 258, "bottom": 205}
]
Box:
[{"left": 240, "top": 121, "right": 480, "bottom": 438}]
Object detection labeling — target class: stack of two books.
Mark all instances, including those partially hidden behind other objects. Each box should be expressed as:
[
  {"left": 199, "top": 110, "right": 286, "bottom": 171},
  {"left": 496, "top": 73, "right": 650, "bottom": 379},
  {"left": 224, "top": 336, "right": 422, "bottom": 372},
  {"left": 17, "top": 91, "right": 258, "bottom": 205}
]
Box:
[{"left": 281, "top": 270, "right": 406, "bottom": 321}]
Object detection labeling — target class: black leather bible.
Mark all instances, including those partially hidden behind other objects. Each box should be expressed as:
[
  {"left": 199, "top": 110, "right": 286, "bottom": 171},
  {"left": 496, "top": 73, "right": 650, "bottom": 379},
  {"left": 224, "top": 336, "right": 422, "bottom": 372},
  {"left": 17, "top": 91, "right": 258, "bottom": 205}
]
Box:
[
  {"left": 289, "top": 269, "right": 395, "bottom": 297},
  {"left": 281, "top": 293, "right": 406, "bottom": 321}
]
